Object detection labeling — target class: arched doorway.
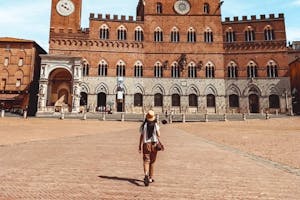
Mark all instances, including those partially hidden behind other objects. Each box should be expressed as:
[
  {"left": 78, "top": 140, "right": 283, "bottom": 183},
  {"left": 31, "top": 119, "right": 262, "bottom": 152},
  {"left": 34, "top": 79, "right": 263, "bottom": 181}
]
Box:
[
  {"left": 97, "top": 92, "right": 107, "bottom": 112},
  {"left": 116, "top": 92, "right": 125, "bottom": 112},
  {"left": 48, "top": 68, "right": 72, "bottom": 111},
  {"left": 80, "top": 92, "right": 88, "bottom": 106},
  {"left": 249, "top": 94, "right": 259, "bottom": 113}
]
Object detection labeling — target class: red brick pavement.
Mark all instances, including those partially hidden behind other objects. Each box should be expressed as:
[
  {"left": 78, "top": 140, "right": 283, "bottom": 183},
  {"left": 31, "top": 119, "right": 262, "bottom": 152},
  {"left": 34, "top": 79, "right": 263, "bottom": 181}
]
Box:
[{"left": 0, "top": 119, "right": 299, "bottom": 199}]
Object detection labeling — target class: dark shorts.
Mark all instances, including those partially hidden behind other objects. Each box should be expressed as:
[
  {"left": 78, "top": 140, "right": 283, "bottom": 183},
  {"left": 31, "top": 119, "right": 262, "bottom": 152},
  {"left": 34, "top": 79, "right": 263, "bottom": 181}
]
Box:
[{"left": 143, "top": 142, "right": 157, "bottom": 163}]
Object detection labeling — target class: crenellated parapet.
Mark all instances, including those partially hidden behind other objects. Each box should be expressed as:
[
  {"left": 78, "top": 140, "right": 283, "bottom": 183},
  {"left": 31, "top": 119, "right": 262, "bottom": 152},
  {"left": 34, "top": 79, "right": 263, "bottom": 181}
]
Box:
[
  {"left": 223, "top": 13, "right": 284, "bottom": 23},
  {"left": 89, "top": 13, "right": 143, "bottom": 22}
]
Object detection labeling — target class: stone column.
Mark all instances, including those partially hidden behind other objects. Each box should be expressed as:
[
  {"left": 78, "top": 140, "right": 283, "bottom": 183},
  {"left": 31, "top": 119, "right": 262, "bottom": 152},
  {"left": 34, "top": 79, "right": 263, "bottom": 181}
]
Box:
[
  {"left": 72, "top": 84, "right": 81, "bottom": 113},
  {"left": 37, "top": 82, "right": 48, "bottom": 112}
]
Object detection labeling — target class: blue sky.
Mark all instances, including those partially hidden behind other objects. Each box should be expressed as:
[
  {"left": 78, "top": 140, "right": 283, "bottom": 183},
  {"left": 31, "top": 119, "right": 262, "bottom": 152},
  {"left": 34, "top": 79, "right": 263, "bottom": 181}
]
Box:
[{"left": 0, "top": 0, "right": 299, "bottom": 52}]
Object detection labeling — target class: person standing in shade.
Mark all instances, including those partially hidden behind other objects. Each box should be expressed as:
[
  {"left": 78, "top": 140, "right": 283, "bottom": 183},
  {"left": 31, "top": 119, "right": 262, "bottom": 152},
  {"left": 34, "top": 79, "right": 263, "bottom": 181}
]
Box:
[{"left": 139, "top": 110, "right": 162, "bottom": 186}]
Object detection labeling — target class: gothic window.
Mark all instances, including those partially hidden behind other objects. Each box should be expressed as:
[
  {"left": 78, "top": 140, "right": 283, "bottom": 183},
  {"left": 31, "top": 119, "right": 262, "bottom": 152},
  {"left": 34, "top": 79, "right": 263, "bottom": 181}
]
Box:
[
  {"left": 154, "top": 93, "right": 163, "bottom": 107},
  {"left": 172, "top": 94, "right": 180, "bottom": 106},
  {"left": 98, "top": 60, "right": 108, "bottom": 76},
  {"left": 154, "top": 27, "right": 163, "bottom": 42},
  {"left": 245, "top": 26, "right": 255, "bottom": 42},
  {"left": 269, "top": 94, "right": 280, "bottom": 109},
  {"left": 117, "top": 25, "right": 127, "bottom": 41},
  {"left": 187, "top": 27, "right": 196, "bottom": 43},
  {"left": 227, "top": 62, "right": 238, "bottom": 78},
  {"left": 264, "top": 25, "right": 275, "bottom": 41},
  {"left": 134, "top": 93, "right": 143, "bottom": 106},
  {"left": 171, "top": 62, "right": 180, "bottom": 78},
  {"left": 134, "top": 61, "right": 143, "bottom": 77},
  {"left": 188, "top": 62, "right": 197, "bottom": 78},
  {"left": 204, "top": 28, "right": 213, "bottom": 43},
  {"left": 1, "top": 78, "right": 6, "bottom": 90},
  {"left": 207, "top": 94, "right": 216, "bottom": 107},
  {"left": 204, "top": 3, "right": 210, "bottom": 14},
  {"left": 82, "top": 61, "right": 89, "bottom": 76},
  {"left": 206, "top": 62, "right": 215, "bottom": 78},
  {"left": 16, "top": 78, "right": 21, "bottom": 88},
  {"left": 100, "top": 24, "right": 109, "bottom": 40},
  {"left": 229, "top": 94, "right": 239, "bottom": 108},
  {"left": 171, "top": 27, "right": 180, "bottom": 43},
  {"left": 18, "top": 58, "right": 24, "bottom": 67},
  {"left": 189, "top": 94, "right": 198, "bottom": 107},
  {"left": 116, "top": 60, "right": 126, "bottom": 77},
  {"left": 157, "top": 3, "right": 163, "bottom": 14},
  {"left": 4, "top": 57, "right": 9, "bottom": 67},
  {"left": 154, "top": 62, "right": 163, "bottom": 78},
  {"left": 247, "top": 61, "right": 258, "bottom": 78},
  {"left": 135, "top": 27, "right": 144, "bottom": 42},
  {"left": 226, "top": 28, "right": 236, "bottom": 43},
  {"left": 267, "top": 60, "right": 278, "bottom": 78}
]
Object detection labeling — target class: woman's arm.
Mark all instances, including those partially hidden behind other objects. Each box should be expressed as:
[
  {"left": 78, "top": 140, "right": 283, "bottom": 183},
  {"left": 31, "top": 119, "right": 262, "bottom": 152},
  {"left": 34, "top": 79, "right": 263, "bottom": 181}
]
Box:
[{"left": 138, "top": 134, "right": 143, "bottom": 153}]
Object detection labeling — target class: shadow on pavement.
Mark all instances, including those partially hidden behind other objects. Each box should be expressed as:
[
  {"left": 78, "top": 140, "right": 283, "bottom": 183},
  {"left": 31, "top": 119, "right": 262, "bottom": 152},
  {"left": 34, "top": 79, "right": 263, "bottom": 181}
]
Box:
[{"left": 99, "top": 175, "right": 144, "bottom": 187}]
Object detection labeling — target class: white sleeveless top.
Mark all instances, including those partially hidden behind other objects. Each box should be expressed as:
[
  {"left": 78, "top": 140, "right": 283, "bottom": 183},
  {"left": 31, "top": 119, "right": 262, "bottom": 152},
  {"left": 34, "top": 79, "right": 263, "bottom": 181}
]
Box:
[{"left": 140, "top": 122, "right": 160, "bottom": 143}]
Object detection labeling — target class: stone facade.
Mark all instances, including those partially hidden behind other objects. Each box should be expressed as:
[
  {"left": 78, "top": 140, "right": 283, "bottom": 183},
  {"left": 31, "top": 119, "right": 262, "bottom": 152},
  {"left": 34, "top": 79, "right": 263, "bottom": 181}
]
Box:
[{"left": 38, "top": 0, "right": 292, "bottom": 115}]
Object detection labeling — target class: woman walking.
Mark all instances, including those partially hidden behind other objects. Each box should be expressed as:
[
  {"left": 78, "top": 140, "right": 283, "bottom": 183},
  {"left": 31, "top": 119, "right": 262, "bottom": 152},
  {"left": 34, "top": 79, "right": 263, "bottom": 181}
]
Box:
[{"left": 138, "top": 110, "right": 163, "bottom": 186}]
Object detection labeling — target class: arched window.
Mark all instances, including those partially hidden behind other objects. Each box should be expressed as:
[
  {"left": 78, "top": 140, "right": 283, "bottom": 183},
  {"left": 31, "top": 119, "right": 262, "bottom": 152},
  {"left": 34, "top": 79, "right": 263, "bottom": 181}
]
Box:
[
  {"left": 100, "top": 24, "right": 109, "bottom": 40},
  {"left": 98, "top": 60, "right": 108, "bottom": 76},
  {"left": 227, "top": 61, "right": 238, "bottom": 78},
  {"left": 154, "top": 62, "right": 163, "bottom": 78},
  {"left": 171, "top": 27, "right": 180, "bottom": 43},
  {"left": 206, "top": 62, "right": 215, "bottom": 78},
  {"left": 247, "top": 61, "right": 258, "bottom": 78},
  {"left": 226, "top": 27, "right": 236, "bottom": 43},
  {"left": 134, "top": 26, "right": 144, "bottom": 42},
  {"left": 82, "top": 60, "right": 89, "bottom": 76},
  {"left": 172, "top": 94, "right": 180, "bottom": 106},
  {"left": 187, "top": 27, "right": 196, "bottom": 43},
  {"left": 189, "top": 94, "right": 198, "bottom": 107},
  {"left": 116, "top": 60, "right": 126, "bottom": 77},
  {"left": 154, "top": 93, "right": 163, "bottom": 106},
  {"left": 18, "top": 58, "right": 24, "bottom": 67},
  {"left": 269, "top": 94, "right": 280, "bottom": 109},
  {"left": 134, "top": 61, "right": 143, "bottom": 77},
  {"left": 264, "top": 25, "right": 275, "bottom": 41},
  {"left": 134, "top": 93, "right": 143, "bottom": 107},
  {"left": 157, "top": 3, "right": 163, "bottom": 14},
  {"left": 154, "top": 27, "right": 163, "bottom": 42},
  {"left": 245, "top": 26, "right": 255, "bottom": 42},
  {"left": 204, "top": 3, "right": 210, "bottom": 14},
  {"left": 267, "top": 60, "right": 278, "bottom": 78},
  {"left": 117, "top": 25, "right": 127, "bottom": 40},
  {"left": 4, "top": 57, "right": 9, "bottom": 67},
  {"left": 204, "top": 28, "right": 213, "bottom": 43},
  {"left": 171, "top": 62, "right": 180, "bottom": 78},
  {"left": 229, "top": 94, "right": 239, "bottom": 108},
  {"left": 207, "top": 94, "right": 215, "bottom": 107},
  {"left": 188, "top": 62, "right": 197, "bottom": 78}
]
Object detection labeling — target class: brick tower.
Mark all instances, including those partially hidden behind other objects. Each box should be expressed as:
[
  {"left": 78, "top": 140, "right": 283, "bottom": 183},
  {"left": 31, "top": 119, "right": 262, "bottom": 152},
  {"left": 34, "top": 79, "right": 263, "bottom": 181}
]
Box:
[{"left": 50, "top": 0, "right": 82, "bottom": 34}]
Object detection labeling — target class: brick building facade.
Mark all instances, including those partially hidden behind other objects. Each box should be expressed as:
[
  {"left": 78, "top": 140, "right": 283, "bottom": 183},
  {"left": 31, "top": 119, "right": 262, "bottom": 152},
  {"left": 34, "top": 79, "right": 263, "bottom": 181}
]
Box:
[
  {"left": 0, "top": 37, "right": 46, "bottom": 115},
  {"left": 37, "top": 0, "right": 292, "bottom": 115}
]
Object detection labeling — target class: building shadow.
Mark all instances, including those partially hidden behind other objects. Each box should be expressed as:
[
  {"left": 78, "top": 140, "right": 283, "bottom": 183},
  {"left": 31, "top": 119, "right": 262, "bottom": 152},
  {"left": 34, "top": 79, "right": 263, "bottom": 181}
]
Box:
[{"left": 98, "top": 175, "right": 144, "bottom": 187}]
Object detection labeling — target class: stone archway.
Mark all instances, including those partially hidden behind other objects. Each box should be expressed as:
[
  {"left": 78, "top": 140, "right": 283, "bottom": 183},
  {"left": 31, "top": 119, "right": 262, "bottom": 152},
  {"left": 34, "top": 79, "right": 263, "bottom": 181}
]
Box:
[
  {"left": 48, "top": 68, "right": 72, "bottom": 111},
  {"left": 249, "top": 94, "right": 259, "bottom": 113}
]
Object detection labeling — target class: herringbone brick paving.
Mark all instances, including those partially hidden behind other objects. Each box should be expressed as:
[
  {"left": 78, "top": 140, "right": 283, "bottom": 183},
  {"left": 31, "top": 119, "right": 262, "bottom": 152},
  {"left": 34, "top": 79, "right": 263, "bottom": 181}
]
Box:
[{"left": 0, "top": 118, "right": 299, "bottom": 199}]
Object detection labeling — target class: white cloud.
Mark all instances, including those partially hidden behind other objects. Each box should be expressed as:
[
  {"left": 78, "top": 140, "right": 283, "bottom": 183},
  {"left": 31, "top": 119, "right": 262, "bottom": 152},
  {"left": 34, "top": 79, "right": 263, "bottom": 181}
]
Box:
[
  {"left": 291, "top": 0, "right": 300, "bottom": 6},
  {"left": 287, "top": 27, "right": 300, "bottom": 42}
]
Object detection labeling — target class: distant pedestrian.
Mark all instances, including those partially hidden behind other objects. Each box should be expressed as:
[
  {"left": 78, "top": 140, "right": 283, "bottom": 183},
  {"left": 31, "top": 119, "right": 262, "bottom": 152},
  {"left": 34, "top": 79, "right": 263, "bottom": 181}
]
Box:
[{"left": 138, "top": 110, "right": 163, "bottom": 186}]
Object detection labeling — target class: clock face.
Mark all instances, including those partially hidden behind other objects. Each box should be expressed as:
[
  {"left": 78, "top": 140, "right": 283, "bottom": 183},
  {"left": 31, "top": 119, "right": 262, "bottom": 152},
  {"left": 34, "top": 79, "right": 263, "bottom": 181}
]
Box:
[
  {"left": 174, "top": 0, "right": 191, "bottom": 15},
  {"left": 56, "top": 0, "right": 75, "bottom": 16}
]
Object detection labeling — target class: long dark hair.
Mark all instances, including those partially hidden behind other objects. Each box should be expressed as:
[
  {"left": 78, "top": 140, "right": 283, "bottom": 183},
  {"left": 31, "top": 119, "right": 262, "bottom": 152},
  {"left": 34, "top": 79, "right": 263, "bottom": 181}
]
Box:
[{"left": 143, "top": 119, "right": 157, "bottom": 140}]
